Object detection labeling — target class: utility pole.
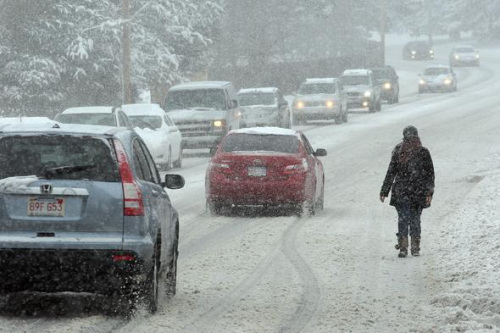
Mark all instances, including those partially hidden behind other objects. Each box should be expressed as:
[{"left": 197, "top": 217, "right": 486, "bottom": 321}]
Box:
[
  {"left": 122, "top": 0, "right": 133, "bottom": 104},
  {"left": 380, "top": 0, "right": 386, "bottom": 66}
]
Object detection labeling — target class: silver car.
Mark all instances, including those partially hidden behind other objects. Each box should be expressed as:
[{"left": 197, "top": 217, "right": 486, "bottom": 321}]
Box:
[
  {"left": 0, "top": 122, "right": 184, "bottom": 314},
  {"left": 238, "top": 87, "right": 291, "bottom": 129},
  {"left": 449, "top": 45, "right": 480, "bottom": 67},
  {"left": 418, "top": 65, "right": 458, "bottom": 93}
]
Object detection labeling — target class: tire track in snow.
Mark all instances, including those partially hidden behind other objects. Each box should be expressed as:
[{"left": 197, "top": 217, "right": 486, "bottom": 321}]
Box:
[
  {"left": 277, "top": 217, "right": 321, "bottom": 333},
  {"left": 182, "top": 217, "right": 321, "bottom": 333}
]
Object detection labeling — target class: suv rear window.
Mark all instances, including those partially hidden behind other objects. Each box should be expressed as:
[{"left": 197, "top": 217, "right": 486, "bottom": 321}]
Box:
[
  {"left": 0, "top": 135, "right": 120, "bottom": 182},
  {"left": 222, "top": 134, "right": 299, "bottom": 154}
]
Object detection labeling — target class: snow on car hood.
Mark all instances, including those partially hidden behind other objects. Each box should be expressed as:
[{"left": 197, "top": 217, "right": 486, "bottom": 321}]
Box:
[
  {"left": 134, "top": 127, "right": 165, "bottom": 147},
  {"left": 166, "top": 109, "right": 228, "bottom": 122}
]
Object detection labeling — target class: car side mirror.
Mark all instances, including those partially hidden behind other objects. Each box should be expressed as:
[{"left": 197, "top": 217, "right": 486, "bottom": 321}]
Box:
[
  {"left": 230, "top": 99, "right": 238, "bottom": 109},
  {"left": 163, "top": 174, "right": 185, "bottom": 189},
  {"left": 314, "top": 148, "right": 327, "bottom": 157}
]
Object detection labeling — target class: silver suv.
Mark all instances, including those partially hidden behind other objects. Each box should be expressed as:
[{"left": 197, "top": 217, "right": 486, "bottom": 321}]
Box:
[
  {"left": 0, "top": 122, "right": 184, "bottom": 314},
  {"left": 341, "top": 69, "right": 382, "bottom": 113}
]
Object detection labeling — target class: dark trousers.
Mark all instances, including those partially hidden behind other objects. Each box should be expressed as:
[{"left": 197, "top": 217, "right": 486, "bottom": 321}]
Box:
[{"left": 395, "top": 205, "right": 423, "bottom": 238}]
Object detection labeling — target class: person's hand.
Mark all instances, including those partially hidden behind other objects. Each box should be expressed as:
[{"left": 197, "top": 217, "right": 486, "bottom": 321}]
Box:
[
  {"left": 380, "top": 195, "right": 386, "bottom": 203},
  {"left": 425, "top": 195, "right": 432, "bottom": 206}
]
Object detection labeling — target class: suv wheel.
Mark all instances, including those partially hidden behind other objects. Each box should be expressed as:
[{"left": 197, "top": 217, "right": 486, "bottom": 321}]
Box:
[
  {"left": 165, "top": 237, "right": 178, "bottom": 297},
  {"left": 143, "top": 243, "right": 160, "bottom": 313}
]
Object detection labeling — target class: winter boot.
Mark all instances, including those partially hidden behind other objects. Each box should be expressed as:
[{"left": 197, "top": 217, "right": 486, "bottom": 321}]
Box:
[
  {"left": 397, "top": 237, "right": 408, "bottom": 258},
  {"left": 411, "top": 236, "right": 421, "bottom": 256}
]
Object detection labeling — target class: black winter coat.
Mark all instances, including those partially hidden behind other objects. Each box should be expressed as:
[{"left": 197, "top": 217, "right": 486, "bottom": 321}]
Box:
[{"left": 380, "top": 143, "right": 435, "bottom": 208}]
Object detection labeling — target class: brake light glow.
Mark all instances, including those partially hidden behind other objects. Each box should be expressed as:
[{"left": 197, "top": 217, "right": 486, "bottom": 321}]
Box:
[
  {"left": 284, "top": 159, "right": 309, "bottom": 174},
  {"left": 114, "top": 139, "right": 145, "bottom": 216},
  {"left": 112, "top": 254, "right": 136, "bottom": 262}
]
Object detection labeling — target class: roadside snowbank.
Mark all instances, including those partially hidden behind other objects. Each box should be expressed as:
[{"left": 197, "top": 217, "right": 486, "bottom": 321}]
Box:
[{"left": 426, "top": 152, "right": 500, "bottom": 332}]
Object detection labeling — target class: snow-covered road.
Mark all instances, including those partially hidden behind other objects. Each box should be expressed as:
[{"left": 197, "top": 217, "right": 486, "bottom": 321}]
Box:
[{"left": 1, "top": 37, "right": 499, "bottom": 333}]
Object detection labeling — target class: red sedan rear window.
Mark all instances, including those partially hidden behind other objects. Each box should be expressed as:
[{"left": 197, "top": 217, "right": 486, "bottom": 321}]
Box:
[{"left": 222, "top": 134, "right": 299, "bottom": 154}]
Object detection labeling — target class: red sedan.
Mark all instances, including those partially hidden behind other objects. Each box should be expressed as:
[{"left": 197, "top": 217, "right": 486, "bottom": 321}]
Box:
[{"left": 205, "top": 127, "right": 327, "bottom": 216}]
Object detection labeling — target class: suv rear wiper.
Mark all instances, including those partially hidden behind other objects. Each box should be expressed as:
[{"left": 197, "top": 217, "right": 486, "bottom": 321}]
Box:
[{"left": 43, "top": 165, "right": 97, "bottom": 179}]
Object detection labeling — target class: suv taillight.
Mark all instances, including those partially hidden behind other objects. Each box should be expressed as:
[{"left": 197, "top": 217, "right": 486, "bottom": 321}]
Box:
[{"left": 114, "top": 139, "right": 145, "bottom": 216}]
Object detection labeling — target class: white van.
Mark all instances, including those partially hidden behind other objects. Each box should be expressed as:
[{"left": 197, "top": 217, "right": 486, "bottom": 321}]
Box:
[{"left": 163, "top": 81, "right": 241, "bottom": 152}]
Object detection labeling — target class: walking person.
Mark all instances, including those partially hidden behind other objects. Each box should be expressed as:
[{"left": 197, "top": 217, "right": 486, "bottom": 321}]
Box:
[{"left": 380, "top": 126, "right": 435, "bottom": 258}]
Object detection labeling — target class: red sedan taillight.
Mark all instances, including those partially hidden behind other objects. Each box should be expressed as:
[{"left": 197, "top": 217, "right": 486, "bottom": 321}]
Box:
[
  {"left": 283, "top": 159, "right": 309, "bottom": 175},
  {"left": 114, "top": 139, "right": 145, "bottom": 216},
  {"left": 210, "top": 161, "right": 232, "bottom": 174}
]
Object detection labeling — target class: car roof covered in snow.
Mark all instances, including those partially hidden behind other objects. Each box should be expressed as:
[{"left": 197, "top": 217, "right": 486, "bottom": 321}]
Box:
[
  {"left": 424, "top": 64, "right": 451, "bottom": 70},
  {"left": 0, "top": 121, "right": 127, "bottom": 137},
  {"left": 122, "top": 103, "right": 165, "bottom": 116},
  {"left": 229, "top": 127, "right": 298, "bottom": 137},
  {"left": 238, "top": 87, "right": 279, "bottom": 94},
  {"left": 304, "top": 78, "right": 337, "bottom": 84},
  {"left": 0, "top": 117, "right": 56, "bottom": 125},
  {"left": 61, "top": 106, "right": 117, "bottom": 114},
  {"left": 169, "top": 81, "right": 232, "bottom": 91},
  {"left": 342, "top": 69, "right": 371, "bottom": 76}
]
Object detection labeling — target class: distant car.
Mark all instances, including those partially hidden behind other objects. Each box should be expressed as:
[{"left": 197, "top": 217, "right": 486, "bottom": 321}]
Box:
[
  {"left": 403, "top": 41, "right": 434, "bottom": 60},
  {"left": 238, "top": 87, "right": 291, "bottom": 129},
  {"left": 449, "top": 45, "right": 480, "bottom": 67},
  {"left": 292, "top": 78, "right": 348, "bottom": 124},
  {"left": 0, "top": 122, "right": 185, "bottom": 314},
  {"left": 163, "top": 81, "right": 241, "bottom": 153},
  {"left": 370, "top": 66, "right": 400, "bottom": 104},
  {"left": 54, "top": 106, "right": 133, "bottom": 128},
  {"left": 341, "top": 69, "right": 381, "bottom": 113},
  {"left": 122, "top": 103, "right": 183, "bottom": 170},
  {"left": 418, "top": 65, "right": 458, "bottom": 93},
  {"left": 205, "top": 127, "right": 326, "bottom": 217}
]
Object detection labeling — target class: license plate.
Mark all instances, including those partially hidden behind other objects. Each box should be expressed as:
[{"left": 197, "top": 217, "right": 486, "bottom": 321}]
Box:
[
  {"left": 27, "top": 197, "right": 65, "bottom": 217},
  {"left": 248, "top": 166, "right": 267, "bottom": 177}
]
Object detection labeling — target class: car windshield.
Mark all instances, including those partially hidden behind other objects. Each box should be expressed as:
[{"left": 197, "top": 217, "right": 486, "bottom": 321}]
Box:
[
  {"left": 165, "top": 89, "right": 227, "bottom": 111},
  {"left": 455, "top": 47, "right": 474, "bottom": 53},
  {"left": 341, "top": 76, "right": 369, "bottom": 86},
  {"left": 424, "top": 68, "right": 450, "bottom": 76},
  {"left": 239, "top": 93, "right": 276, "bottom": 106},
  {"left": 0, "top": 135, "right": 119, "bottom": 181},
  {"left": 55, "top": 113, "right": 116, "bottom": 126},
  {"left": 129, "top": 115, "right": 162, "bottom": 130},
  {"left": 298, "top": 83, "right": 336, "bottom": 94},
  {"left": 222, "top": 134, "right": 299, "bottom": 154},
  {"left": 371, "top": 69, "right": 390, "bottom": 79},
  {"left": 409, "top": 42, "right": 430, "bottom": 50}
]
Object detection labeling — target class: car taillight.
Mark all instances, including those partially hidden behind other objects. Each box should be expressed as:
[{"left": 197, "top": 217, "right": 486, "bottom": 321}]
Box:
[
  {"left": 114, "top": 139, "right": 145, "bottom": 216},
  {"left": 284, "top": 159, "right": 309, "bottom": 174},
  {"left": 112, "top": 254, "right": 136, "bottom": 262},
  {"left": 210, "top": 162, "right": 231, "bottom": 174}
]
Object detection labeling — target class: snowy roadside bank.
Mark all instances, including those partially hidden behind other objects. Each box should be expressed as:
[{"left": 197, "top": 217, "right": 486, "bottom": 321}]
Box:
[{"left": 426, "top": 151, "right": 500, "bottom": 332}]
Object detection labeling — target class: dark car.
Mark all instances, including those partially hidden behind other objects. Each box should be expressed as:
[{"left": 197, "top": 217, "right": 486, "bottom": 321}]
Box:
[
  {"left": 370, "top": 66, "right": 400, "bottom": 104},
  {"left": 403, "top": 41, "right": 434, "bottom": 60},
  {"left": 0, "top": 122, "right": 185, "bottom": 314}
]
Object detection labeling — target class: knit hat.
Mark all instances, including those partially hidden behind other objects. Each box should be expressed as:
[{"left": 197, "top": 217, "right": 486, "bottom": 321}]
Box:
[{"left": 403, "top": 125, "right": 418, "bottom": 139}]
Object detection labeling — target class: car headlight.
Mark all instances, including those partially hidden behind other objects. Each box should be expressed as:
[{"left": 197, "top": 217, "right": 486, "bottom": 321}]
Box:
[
  {"left": 364, "top": 91, "right": 371, "bottom": 98},
  {"left": 443, "top": 78, "right": 452, "bottom": 85},
  {"left": 295, "top": 101, "right": 304, "bottom": 109},
  {"left": 411, "top": 50, "right": 416, "bottom": 55},
  {"left": 419, "top": 79, "right": 426, "bottom": 85},
  {"left": 213, "top": 120, "right": 225, "bottom": 128},
  {"left": 384, "top": 82, "right": 391, "bottom": 90},
  {"left": 476, "top": 54, "right": 480, "bottom": 59},
  {"left": 454, "top": 55, "right": 459, "bottom": 60},
  {"left": 326, "top": 100, "right": 334, "bottom": 108},
  {"left": 429, "top": 50, "right": 434, "bottom": 54}
]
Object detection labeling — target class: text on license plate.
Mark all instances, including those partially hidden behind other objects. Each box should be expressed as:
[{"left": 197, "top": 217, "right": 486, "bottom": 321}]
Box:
[
  {"left": 247, "top": 166, "right": 267, "bottom": 177},
  {"left": 27, "top": 197, "right": 65, "bottom": 217}
]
